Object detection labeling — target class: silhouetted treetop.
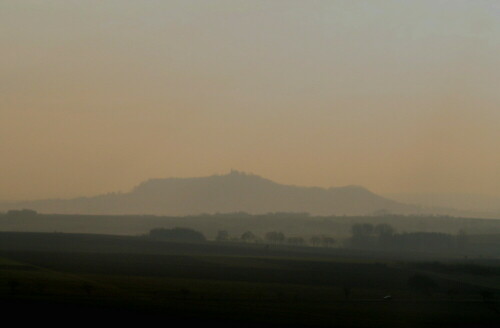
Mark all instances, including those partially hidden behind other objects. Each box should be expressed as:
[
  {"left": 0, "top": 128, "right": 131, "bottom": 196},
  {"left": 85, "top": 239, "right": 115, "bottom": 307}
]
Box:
[{"left": 149, "top": 227, "right": 206, "bottom": 242}]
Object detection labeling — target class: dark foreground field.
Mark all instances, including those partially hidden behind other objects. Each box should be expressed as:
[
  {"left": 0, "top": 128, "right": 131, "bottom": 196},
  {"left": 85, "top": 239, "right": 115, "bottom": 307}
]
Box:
[{"left": 0, "top": 232, "right": 499, "bottom": 327}]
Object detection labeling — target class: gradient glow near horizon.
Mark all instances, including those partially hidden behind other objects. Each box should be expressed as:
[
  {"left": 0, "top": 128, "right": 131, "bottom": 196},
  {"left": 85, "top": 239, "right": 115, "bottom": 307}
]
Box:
[{"left": 1, "top": 0, "right": 499, "bottom": 201}]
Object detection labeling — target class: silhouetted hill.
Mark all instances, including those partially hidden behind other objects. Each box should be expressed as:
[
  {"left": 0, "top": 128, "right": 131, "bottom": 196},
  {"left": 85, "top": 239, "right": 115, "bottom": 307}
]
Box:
[{"left": 0, "top": 171, "right": 418, "bottom": 216}]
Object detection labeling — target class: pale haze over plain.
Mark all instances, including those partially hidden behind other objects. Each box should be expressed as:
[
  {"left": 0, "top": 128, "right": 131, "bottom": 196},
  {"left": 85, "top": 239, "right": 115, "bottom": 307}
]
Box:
[{"left": 1, "top": 0, "right": 499, "bottom": 201}]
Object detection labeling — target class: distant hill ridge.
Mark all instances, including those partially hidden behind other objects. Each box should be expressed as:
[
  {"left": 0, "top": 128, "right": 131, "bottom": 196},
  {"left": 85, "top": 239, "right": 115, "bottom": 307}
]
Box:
[{"left": 1, "top": 170, "right": 418, "bottom": 216}]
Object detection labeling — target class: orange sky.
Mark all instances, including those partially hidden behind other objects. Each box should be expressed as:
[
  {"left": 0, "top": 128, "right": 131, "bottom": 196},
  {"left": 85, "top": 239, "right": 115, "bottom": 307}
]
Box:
[{"left": 1, "top": 1, "right": 499, "bottom": 201}]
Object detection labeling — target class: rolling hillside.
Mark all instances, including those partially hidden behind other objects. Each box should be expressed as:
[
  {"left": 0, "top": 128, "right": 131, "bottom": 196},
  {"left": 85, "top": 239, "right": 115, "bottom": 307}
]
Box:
[{"left": 1, "top": 171, "right": 417, "bottom": 216}]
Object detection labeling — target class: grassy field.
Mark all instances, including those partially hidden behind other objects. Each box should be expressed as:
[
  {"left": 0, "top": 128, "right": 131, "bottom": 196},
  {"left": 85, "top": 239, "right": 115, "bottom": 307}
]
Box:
[{"left": 0, "top": 232, "right": 498, "bottom": 327}]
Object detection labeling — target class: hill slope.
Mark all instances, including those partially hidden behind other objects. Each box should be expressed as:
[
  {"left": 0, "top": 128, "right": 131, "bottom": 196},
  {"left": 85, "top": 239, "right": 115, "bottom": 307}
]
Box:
[{"left": 1, "top": 171, "right": 417, "bottom": 215}]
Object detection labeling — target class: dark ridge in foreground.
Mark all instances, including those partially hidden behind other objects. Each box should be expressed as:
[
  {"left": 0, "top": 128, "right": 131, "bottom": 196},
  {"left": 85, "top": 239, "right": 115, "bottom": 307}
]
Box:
[{"left": 1, "top": 231, "right": 499, "bottom": 328}]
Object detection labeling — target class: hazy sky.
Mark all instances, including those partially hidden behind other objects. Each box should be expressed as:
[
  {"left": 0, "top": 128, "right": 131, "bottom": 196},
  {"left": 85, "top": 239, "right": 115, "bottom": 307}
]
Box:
[{"left": 1, "top": 0, "right": 500, "bottom": 201}]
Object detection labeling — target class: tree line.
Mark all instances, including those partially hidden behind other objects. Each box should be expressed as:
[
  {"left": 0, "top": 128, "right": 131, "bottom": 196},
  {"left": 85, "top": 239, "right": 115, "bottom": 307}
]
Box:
[
  {"left": 348, "top": 223, "right": 468, "bottom": 252},
  {"left": 147, "top": 223, "right": 468, "bottom": 253},
  {"left": 215, "top": 230, "right": 336, "bottom": 247},
  {"left": 147, "top": 227, "right": 335, "bottom": 247}
]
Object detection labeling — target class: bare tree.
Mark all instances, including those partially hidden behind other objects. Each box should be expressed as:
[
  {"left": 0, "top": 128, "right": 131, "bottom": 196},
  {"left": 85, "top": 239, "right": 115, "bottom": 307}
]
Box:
[
  {"left": 241, "top": 231, "right": 257, "bottom": 243},
  {"left": 309, "top": 235, "right": 322, "bottom": 247},
  {"left": 216, "top": 230, "right": 229, "bottom": 242},
  {"left": 265, "top": 231, "right": 285, "bottom": 244},
  {"left": 287, "top": 237, "right": 305, "bottom": 246}
]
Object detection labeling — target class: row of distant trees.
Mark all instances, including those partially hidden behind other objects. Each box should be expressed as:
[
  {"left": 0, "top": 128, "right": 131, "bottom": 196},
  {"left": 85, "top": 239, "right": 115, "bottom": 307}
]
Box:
[
  {"left": 216, "top": 230, "right": 336, "bottom": 247},
  {"left": 348, "top": 223, "right": 468, "bottom": 252},
  {"left": 148, "top": 223, "right": 468, "bottom": 252},
  {"left": 147, "top": 227, "right": 335, "bottom": 247},
  {"left": 149, "top": 227, "right": 206, "bottom": 242}
]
